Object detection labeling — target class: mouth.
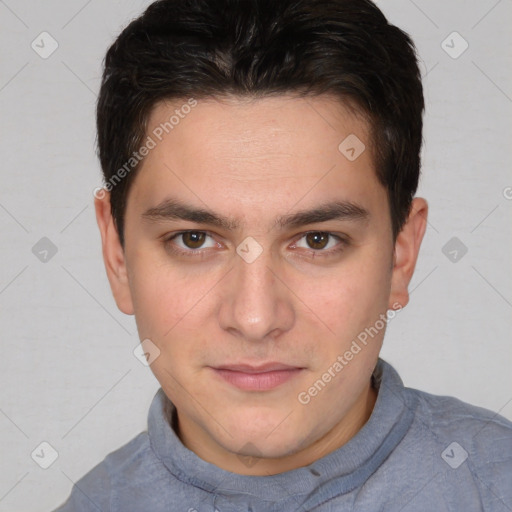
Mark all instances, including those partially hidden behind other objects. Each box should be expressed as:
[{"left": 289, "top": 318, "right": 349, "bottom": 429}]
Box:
[{"left": 209, "top": 362, "right": 305, "bottom": 391}]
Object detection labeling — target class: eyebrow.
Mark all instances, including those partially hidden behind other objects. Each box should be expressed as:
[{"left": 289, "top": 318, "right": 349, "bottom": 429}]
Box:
[{"left": 141, "top": 197, "right": 370, "bottom": 231}]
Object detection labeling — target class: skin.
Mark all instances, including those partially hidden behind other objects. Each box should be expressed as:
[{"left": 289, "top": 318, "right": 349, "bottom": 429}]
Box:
[{"left": 95, "top": 94, "right": 428, "bottom": 475}]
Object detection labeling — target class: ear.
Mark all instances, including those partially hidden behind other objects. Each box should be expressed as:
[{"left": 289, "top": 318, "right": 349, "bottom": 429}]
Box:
[
  {"left": 388, "top": 197, "right": 428, "bottom": 310},
  {"left": 94, "top": 191, "right": 134, "bottom": 315}
]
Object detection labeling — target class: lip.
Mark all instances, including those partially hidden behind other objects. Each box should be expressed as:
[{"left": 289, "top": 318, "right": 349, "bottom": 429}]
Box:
[
  {"left": 210, "top": 363, "right": 304, "bottom": 391},
  {"left": 214, "top": 362, "right": 301, "bottom": 373}
]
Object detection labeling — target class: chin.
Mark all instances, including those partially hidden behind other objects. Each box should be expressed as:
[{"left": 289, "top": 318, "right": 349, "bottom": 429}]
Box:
[
  {"left": 218, "top": 416, "right": 310, "bottom": 458},
  {"left": 228, "top": 434, "right": 302, "bottom": 460}
]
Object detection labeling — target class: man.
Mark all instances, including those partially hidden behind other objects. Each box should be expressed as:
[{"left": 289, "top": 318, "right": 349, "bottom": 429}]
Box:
[{"left": 55, "top": 0, "right": 512, "bottom": 510}]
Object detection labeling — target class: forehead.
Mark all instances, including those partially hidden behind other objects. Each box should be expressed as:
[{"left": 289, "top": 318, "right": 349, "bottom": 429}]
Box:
[
  {"left": 127, "top": 94, "right": 384, "bottom": 224},
  {"left": 146, "top": 94, "right": 371, "bottom": 164}
]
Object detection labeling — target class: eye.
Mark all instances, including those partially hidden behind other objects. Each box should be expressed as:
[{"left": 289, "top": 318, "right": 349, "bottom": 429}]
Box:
[
  {"left": 291, "top": 232, "right": 347, "bottom": 256},
  {"left": 164, "top": 231, "right": 217, "bottom": 255}
]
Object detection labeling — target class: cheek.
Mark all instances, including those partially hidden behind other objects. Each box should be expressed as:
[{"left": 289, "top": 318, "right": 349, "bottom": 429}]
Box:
[
  {"left": 303, "top": 257, "right": 392, "bottom": 336},
  {"left": 128, "top": 259, "right": 218, "bottom": 372},
  {"left": 128, "top": 255, "right": 205, "bottom": 336},
  {"left": 130, "top": 268, "right": 207, "bottom": 385}
]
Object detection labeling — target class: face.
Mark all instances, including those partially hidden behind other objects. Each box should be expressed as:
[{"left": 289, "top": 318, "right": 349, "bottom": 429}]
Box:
[{"left": 96, "top": 94, "right": 427, "bottom": 475}]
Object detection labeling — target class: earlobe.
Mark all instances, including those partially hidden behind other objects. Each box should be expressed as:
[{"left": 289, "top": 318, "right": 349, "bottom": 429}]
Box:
[
  {"left": 94, "top": 191, "right": 135, "bottom": 315},
  {"left": 388, "top": 197, "right": 428, "bottom": 310}
]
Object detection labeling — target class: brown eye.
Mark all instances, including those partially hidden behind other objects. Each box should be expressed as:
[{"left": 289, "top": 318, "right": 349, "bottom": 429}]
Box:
[
  {"left": 164, "top": 231, "right": 218, "bottom": 257},
  {"left": 180, "top": 231, "right": 207, "bottom": 249},
  {"left": 292, "top": 231, "right": 348, "bottom": 258},
  {"left": 305, "top": 232, "right": 330, "bottom": 250}
]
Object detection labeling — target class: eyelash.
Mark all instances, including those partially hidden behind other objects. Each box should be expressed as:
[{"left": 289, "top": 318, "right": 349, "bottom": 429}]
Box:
[{"left": 163, "top": 230, "right": 349, "bottom": 259}]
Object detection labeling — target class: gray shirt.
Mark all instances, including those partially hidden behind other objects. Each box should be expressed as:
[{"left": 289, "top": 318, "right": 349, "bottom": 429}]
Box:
[{"left": 53, "top": 358, "right": 512, "bottom": 511}]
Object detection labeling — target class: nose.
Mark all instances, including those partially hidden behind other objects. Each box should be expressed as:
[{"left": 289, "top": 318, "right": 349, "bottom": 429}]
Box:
[{"left": 218, "top": 245, "right": 295, "bottom": 343}]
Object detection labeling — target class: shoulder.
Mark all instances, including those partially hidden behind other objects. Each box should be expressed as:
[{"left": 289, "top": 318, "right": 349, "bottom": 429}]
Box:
[
  {"left": 406, "top": 386, "right": 512, "bottom": 508},
  {"left": 53, "top": 432, "right": 159, "bottom": 511},
  {"left": 410, "top": 387, "right": 512, "bottom": 437}
]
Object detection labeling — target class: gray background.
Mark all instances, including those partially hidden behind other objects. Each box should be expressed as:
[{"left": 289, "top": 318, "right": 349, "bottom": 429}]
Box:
[{"left": 0, "top": 0, "right": 511, "bottom": 510}]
